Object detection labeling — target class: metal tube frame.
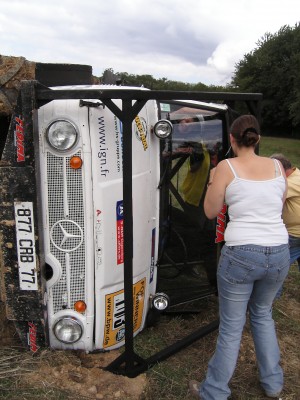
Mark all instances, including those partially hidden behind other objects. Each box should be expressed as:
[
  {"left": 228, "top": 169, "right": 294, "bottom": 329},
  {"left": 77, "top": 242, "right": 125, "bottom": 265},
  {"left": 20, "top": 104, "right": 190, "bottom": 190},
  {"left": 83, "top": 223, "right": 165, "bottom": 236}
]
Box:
[{"left": 27, "top": 81, "right": 262, "bottom": 377}]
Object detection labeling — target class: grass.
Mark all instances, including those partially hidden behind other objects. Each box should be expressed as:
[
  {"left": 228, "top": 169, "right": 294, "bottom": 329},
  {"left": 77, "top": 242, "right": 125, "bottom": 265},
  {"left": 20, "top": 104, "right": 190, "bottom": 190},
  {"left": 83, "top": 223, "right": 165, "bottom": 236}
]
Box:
[
  {"left": 0, "top": 347, "right": 80, "bottom": 400},
  {"left": 259, "top": 136, "right": 300, "bottom": 166}
]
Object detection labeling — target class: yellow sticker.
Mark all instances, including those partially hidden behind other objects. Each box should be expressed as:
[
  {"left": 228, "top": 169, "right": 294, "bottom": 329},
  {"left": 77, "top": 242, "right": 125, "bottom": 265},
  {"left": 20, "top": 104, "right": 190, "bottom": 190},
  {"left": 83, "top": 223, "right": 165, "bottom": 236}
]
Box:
[
  {"left": 135, "top": 116, "right": 148, "bottom": 151},
  {"left": 103, "top": 278, "right": 146, "bottom": 348}
]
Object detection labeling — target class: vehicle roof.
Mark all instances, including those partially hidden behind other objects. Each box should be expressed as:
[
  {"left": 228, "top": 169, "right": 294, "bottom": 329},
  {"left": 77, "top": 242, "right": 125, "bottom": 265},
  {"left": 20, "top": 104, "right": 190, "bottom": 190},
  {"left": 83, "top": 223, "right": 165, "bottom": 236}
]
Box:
[
  {"left": 49, "top": 85, "right": 228, "bottom": 113},
  {"left": 50, "top": 84, "right": 150, "bottom": 91},
  {"left": 171, "top": 100, "right": 228, "bottom": 112}
]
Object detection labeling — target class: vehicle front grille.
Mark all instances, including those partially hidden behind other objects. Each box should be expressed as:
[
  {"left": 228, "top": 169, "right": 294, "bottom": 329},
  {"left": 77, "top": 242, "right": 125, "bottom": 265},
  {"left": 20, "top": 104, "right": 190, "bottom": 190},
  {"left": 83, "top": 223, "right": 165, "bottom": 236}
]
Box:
[{"left": 46, "top": 151, "right": 86, "bottom": 314}]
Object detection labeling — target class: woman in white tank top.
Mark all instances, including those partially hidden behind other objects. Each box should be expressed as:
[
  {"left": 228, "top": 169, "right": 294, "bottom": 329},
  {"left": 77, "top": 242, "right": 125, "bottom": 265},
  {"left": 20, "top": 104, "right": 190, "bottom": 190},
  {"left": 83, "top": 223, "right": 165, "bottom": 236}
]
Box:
[{"left": 189, "top": 115, "right": 290, "bottom": 400}]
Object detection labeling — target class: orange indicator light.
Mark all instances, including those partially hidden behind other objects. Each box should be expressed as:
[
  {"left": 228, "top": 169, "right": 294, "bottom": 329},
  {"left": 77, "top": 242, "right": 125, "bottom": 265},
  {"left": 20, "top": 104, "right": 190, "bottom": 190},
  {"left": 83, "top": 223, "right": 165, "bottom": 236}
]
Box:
[
  {"left": 70, "top": 156, "right": 83, "bottom": 169},
  {"left": 74, "top": 300, "right": 87, "bottom": 313}
]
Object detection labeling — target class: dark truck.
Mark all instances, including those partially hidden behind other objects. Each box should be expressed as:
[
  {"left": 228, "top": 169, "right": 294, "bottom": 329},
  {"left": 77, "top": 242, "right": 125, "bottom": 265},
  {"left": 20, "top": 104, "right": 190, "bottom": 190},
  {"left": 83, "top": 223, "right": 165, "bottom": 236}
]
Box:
[{"left": 0, "top": 62, "right": 262, "bottom": 375}]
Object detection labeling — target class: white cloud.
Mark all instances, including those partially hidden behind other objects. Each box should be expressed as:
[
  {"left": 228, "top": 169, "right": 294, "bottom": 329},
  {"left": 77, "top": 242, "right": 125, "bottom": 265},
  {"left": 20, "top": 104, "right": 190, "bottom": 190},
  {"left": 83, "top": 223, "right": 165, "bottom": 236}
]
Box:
[
  {"left": 0, "top": 0, "right": 299, "bottom": 85},
  {"left": 207, "top": 40, "right": 255, "bottom": 84}
]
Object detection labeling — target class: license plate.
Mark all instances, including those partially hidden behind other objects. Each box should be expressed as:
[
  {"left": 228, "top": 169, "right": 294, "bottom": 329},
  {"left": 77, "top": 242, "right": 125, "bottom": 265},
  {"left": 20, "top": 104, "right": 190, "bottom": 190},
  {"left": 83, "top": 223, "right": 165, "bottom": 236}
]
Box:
[{"left": 14, "top": 202, "right": 38, "bottom": 290}]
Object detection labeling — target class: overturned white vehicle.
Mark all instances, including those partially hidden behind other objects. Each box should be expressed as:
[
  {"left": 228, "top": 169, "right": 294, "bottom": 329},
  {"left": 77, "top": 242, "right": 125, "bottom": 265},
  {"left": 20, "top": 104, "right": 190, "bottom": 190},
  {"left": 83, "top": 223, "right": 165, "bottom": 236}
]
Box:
[{"left": 0, "top": 78, "right": 262, "bottom": 374}]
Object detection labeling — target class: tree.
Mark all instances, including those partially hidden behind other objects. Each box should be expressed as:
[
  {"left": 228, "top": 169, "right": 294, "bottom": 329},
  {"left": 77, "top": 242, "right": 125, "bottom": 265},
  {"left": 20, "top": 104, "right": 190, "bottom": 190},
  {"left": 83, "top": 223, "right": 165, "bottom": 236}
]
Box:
[
  {"left": 232, "top": 24, "right": 300, "bottom": 136},
  {"left": 99, "top": 69, "right": 234, "bottom": 93}
]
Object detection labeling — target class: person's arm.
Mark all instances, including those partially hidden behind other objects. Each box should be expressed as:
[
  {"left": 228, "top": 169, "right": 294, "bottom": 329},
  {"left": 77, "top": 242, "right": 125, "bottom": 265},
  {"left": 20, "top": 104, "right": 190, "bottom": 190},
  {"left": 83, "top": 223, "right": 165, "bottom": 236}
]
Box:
[{"left": 204, "top": 160, "right": 230, "bottom": 219}]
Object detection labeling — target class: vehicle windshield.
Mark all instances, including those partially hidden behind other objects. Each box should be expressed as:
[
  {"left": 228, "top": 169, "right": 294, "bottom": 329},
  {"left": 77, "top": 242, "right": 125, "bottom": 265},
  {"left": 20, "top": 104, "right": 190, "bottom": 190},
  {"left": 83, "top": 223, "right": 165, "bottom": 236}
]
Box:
[{"left": 157, "top": 102, "right": 227, "bottom": 306}]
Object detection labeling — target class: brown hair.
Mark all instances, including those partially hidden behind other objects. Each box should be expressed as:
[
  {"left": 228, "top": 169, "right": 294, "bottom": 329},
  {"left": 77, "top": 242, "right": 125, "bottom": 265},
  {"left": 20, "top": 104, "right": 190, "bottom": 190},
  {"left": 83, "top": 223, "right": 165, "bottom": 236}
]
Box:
[{"left": 230, "top": 115, "right": 260, "bottom": 147}]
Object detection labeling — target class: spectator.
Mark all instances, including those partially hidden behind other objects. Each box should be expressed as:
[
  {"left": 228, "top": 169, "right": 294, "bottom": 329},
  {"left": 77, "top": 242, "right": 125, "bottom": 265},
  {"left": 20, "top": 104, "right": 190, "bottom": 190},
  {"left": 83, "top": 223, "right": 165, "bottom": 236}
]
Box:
[
  {"left": 271, "top": 153, "right": 300, "bottom": 271},
  {"left": 189, "top": 115, "right": 290, "bottom": 399}
]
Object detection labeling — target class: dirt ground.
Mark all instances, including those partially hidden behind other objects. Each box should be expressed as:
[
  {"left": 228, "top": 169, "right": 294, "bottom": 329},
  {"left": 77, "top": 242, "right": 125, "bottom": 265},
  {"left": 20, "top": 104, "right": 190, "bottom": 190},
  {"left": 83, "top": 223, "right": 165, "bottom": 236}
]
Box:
[
  {"left": 23, "top": 351, "right": 147, "bottom": 400},
  {"left": 0, "top": 302, "right": 147, "bottom": 399}
]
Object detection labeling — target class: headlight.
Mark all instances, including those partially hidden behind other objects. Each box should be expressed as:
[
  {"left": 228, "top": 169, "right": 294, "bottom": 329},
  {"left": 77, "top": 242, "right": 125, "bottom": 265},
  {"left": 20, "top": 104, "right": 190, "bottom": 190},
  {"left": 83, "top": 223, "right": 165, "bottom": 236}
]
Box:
[
  {"left": 152, "top": 292, "right": 170, "bottom": 311},
  {"left": 46, "top": 120, "right": 78, "bottom": 151},
  {"left": 53, "top": 317, "right": 83, "bottom": 343},
  {"left": 153, "top": 120, "right": 173, "bottom": 139}
]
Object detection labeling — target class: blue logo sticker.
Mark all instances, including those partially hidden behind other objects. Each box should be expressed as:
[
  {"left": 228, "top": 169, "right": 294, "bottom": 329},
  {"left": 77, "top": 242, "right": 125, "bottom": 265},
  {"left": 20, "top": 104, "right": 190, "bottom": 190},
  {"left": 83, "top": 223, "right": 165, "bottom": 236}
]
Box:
[{"left": 116, "top": 328, "right": 125, "bottom": 342}]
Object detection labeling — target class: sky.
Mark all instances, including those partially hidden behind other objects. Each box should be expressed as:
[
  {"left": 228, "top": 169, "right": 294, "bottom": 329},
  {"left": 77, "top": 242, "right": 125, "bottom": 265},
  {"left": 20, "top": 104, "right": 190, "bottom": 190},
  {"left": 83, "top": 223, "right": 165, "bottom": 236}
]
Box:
[{"left": 1, "top": 0, "right": 299, "bottom": 86}]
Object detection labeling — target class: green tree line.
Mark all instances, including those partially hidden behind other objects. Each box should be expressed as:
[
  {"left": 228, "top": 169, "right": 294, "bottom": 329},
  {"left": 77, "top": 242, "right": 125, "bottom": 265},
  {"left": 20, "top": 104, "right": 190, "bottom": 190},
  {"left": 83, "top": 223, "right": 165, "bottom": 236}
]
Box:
[
  {"left": 232, "top": 23, "right": 300, "bottom": 137},
  {"left": 100, "top": 23, "right": 300, "bottom": 138}
]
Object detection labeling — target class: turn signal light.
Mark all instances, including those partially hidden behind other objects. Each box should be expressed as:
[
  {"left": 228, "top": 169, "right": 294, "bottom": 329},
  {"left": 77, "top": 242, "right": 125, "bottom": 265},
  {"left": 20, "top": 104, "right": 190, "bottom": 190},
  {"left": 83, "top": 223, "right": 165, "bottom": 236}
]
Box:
[
  {"left": 74, "top": 300, "right": 87, "bottom": 313},
  {"left": 70, "top": 156, "right": 83, "bottom": 169}
]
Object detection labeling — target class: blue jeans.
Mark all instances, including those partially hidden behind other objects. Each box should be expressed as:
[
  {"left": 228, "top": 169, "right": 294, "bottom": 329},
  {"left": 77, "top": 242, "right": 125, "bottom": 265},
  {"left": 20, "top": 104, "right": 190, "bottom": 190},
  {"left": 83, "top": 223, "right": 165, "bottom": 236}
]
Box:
[{"left": 199, "top": 244, "right": 290, "bottom": 400}]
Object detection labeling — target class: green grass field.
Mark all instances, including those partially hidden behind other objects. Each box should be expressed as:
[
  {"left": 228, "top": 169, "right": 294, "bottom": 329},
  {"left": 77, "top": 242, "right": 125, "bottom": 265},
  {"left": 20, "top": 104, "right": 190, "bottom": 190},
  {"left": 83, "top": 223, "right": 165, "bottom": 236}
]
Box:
[{"left": 259, "top": 136, "right": 300, "bottom": 166}]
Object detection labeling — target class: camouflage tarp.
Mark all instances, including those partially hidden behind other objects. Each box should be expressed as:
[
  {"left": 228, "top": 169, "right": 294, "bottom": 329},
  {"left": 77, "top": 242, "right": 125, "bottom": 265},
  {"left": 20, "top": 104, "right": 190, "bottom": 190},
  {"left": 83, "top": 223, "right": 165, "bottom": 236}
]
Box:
[{"left": 0, "top": 55, "right": 36, "bottom": 116}]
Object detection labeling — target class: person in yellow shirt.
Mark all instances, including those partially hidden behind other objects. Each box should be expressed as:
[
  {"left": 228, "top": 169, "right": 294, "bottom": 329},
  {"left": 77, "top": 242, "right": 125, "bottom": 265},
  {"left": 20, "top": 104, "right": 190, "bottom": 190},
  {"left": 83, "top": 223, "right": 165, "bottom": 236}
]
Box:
[
  {"left": 271, "top": 154, "right": 300, "bottom": 269},
  {"left": 162, "top": 115, "right": 219, "bottom": 283}
]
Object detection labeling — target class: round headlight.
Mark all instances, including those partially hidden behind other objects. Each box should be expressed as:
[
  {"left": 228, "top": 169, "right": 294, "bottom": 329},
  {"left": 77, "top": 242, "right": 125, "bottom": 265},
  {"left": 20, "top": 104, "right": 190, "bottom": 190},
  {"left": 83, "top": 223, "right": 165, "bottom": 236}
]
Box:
[
  {"left": 153, "top": 120, "right": 173, "bottom": 139},
  {"left": 53, "top": 317, "right": 83, "bottom": 344},
  {"left": 46, "top": 120, "right": 78, "bottom": 151},
  {"left": 152, "top": 292, "right": 170, "bottom": 311}
]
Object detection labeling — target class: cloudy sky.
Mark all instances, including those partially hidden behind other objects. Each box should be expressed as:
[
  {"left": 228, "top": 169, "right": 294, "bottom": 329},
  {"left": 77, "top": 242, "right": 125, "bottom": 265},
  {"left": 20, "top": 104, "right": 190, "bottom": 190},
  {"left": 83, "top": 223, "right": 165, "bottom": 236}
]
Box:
[{"left": 1, "top": 0, "right": 299, "bottom": 85}]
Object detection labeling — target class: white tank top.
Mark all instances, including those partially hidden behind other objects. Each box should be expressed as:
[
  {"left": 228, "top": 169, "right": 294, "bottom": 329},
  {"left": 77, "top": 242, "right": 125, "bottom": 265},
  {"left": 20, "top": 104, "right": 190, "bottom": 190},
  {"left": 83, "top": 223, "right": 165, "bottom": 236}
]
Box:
[{"left": 224, "top": 159, "right": 288, "bottom": 246}]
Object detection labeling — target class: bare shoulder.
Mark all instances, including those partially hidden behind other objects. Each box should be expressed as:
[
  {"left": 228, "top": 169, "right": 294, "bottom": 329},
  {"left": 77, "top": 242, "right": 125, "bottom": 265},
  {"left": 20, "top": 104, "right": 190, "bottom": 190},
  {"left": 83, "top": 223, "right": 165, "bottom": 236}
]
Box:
[
  {"left": 215, "top": 159, "right": 233, "bottom": 184},
  {"left": 216, "top": 159, "right": 230, "bottom": 170},
  {"left": 259, "top": 156, "right": 284, "bottom": 169},
  {"left": 216, "top": 159, "right": 233, "bottom": 175},
  {"left": 259, "top": 156, "right": 276, "bottom": 163}
]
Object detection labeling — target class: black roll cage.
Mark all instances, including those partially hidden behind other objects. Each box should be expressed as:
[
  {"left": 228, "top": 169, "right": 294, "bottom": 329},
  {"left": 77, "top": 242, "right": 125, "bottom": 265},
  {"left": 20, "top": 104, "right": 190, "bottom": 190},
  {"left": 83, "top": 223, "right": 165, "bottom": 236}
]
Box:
[{"left": 22, "top": 81, "right": 262, "bottom": 377}]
